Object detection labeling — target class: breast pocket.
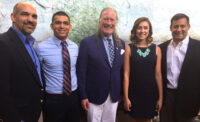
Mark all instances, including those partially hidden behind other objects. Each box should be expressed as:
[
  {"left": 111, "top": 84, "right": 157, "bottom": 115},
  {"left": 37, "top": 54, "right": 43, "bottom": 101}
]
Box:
[
  {"left": 69, "top": 48, "right": 78, "bottom": 71},
  {"left": 43, "top": 52, "right": 62, "bottom": 69}
]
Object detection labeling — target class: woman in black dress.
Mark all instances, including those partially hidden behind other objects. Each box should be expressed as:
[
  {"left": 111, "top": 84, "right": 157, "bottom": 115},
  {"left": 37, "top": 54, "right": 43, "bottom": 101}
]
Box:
[{"left": 123, "top": 17, "right": 163, "bottom": 122}]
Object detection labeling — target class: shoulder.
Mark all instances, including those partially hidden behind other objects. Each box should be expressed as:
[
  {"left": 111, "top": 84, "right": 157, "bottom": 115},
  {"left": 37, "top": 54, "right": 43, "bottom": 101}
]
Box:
[
  {"left": 159, "top": 40, "right": 170, "bottom": 48},
  {"left": 0, "top": 32, "right": 8, "bottom": 49},
  {"left": 121, "top": 39, "right": 125, "bottom": 47},
  {"left": 117, "top": 38, "right": 125, "bottom": 49},
  {"left": 0, "top": 30, "right": 15, "bottom": 55},
  {"left": 82, "top": 34, "right": 96, "bottom": 42},
  {"left": 68, "top": 39, "right": 78, "bottom": 49},
  {"left": 189, "top": 38, "right": 200, "bottom": 50},
  {"left": 0, "top": 29, "right": 19, "bottom": 49},
  {"left": 36, "top": 37, "right": 54, "bottom": 48},
  {"left": 125, "top": 44, "right": 131, "bottom": 51},
  {"left": 35, "top": 37, "right": 55, "bottom": 53},
  {"left": 80, "top": 34, "right": 97, "bottom": 45},
  {"left": 189, "top": 37, "right": 200, "bottom": 44},
  {"left": 0, "top": 29, "right": 13, "bottom": 43},
  {"left": 119, "top": 38, "right": 125, "bottom": 44},
  {"left": 159, "top": 40, "right": 170, "bottom": 46},
  {"left": 155, "top": 45, "right": 161, "bottom": 55},
  {"left": 0, "top": 32, "right": 8, "bottom": 44}
]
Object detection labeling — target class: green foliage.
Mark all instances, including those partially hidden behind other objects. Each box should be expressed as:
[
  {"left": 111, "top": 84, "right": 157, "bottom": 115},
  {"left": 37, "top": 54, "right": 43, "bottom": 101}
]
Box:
[{"left": 54, "top": 0, "right": 109, "bottom": 44}]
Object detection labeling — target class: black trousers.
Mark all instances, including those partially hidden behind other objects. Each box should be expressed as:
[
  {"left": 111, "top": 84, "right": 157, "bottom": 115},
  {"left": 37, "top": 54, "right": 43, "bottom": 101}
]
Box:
[
  {"left": 43, "top": 90, "right": 80, "bottom": 122},
  {"left": 160, "top": 89, "right": 194, "bottom": 122}
]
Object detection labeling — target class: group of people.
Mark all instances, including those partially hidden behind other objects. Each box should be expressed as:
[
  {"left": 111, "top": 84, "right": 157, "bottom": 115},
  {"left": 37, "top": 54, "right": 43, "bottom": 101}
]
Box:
[{"left": 0, "top": 1, "right": 200, "bottom": 122}]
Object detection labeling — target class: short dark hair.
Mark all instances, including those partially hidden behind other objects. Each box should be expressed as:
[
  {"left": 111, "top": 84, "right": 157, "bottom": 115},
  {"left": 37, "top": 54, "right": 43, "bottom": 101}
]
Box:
[
  {"left": 171, "top": 13, "right": 189, "bottom": 26},
  {"left": 52, "top": 11, "right": 70, "bottom": 23}
]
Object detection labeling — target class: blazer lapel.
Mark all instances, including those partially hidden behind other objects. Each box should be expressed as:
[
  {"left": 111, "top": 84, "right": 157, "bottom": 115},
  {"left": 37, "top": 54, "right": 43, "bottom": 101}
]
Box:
[
  {"left": 161, "top": 40, "right": 170, "bottom": 79},
  {"left": 178, "top": 38, "right": 194, "bottom": 85},
  {"left": 9, "top": 28, "right": 42, "bottom": 87},
  {"left": 96, "top": 37, "right": 111, "bottom": 67}
]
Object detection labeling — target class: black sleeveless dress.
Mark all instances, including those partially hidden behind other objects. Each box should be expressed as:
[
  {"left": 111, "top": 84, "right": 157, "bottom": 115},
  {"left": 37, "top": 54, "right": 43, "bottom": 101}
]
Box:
[{"left": 128, "top": 44, "right": 158, "bottom": 118}]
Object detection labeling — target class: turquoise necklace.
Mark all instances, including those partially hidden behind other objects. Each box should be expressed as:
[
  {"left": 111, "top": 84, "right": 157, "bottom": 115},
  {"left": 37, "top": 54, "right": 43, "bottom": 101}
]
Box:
[{"left": 137, "top": 47, "right": 150, "bottom": 58}]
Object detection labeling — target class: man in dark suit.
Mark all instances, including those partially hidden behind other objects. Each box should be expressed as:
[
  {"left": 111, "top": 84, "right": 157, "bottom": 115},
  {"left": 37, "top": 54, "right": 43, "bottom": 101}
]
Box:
[
  {"left": 77, "top": 7, "right": 125, "bottom": 122},
  {"left": 0, "top": 2, "right": 44, "bottom": 122},
  {"left": 159, "top": 13, "right": 200, "bottom": 122}
]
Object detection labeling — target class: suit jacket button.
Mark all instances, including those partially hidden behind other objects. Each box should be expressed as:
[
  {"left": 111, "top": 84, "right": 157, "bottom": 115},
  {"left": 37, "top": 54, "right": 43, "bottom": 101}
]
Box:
[{"left": 40, "top": 100, "right": 43, "bottom": 103}]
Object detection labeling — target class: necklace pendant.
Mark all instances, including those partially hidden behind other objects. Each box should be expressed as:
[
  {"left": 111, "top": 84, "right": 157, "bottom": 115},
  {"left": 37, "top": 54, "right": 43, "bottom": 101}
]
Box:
[{"left": 137, "top": 48, "right": 150, "bottom": 58}]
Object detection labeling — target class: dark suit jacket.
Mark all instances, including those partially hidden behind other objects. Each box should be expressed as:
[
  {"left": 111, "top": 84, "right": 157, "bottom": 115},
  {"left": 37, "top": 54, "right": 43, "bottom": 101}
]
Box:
[
  {"left": 159, "top": 38, "right": 200, "bottom": 117},
  {"left": 77, "top": 34, "right": 125, "bottom": 104},
  {"left": 0, "top": 28, "right": 44, "bottom": 122}
]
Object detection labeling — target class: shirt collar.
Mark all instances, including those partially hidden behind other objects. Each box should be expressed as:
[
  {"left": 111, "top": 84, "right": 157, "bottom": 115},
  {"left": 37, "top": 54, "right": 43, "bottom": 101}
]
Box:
[
  {"left": 169, "top": 35, "right": 189, "bottom": 47},
  {"left": 11, "top": 26, "right": 35, "bottom": 46},
  {"left": 102, "top": 35, "right": 113, "bottom": 42},
  {"left": 53, "top": 36, "right": 71, "bottom": 47}
]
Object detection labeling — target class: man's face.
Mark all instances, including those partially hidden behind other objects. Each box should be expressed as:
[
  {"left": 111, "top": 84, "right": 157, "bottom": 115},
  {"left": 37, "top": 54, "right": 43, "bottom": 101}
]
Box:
[
  {"left": 51, "top": 15, "right": 72, "bottom": 41},
  {"left": 170, "top": 18, "right": 190, "bottom": 43},
  {"left": 11, "top": 3, "right": 37, "bottom": 37},
  {"left": 99, "top": 9, "right": 117, "bottom": 37}
]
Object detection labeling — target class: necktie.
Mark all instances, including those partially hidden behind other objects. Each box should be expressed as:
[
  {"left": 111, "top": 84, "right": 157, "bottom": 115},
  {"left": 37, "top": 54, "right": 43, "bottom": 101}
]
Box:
[
  {"left": 107, "top": 38, "right": 115, "bottom": 66},
  {"left": 61, "top": 41, "right": 71, "bottom": 95}
]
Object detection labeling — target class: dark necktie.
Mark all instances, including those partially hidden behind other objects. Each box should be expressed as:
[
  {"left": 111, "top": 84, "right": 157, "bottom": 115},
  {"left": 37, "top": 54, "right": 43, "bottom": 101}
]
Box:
[
  {"left": 107, "top": 38, "right": 115, "bottom": 66},
  {"left": 61, "top": 41, "right": 71, "bottom": 95}
]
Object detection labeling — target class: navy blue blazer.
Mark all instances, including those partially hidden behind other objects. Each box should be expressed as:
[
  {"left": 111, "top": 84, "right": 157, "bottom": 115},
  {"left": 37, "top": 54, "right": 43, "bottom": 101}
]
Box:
[{"left": 77, "top": 34, "right": 125, "bottom": 104}]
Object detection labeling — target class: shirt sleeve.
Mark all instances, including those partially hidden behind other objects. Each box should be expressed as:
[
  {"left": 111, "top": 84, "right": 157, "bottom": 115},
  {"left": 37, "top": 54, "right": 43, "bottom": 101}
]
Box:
[{"left": 35, "top": 44, "right": 44, "bottom": 64}]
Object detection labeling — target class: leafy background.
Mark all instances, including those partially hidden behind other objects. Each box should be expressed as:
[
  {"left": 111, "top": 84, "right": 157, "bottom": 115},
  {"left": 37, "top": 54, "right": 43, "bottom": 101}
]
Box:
[{"left": 1, "top": 0, "right": 200, "bottom": 44}]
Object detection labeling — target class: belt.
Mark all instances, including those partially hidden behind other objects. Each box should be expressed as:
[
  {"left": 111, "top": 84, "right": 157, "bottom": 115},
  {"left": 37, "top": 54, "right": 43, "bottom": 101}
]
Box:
[
  {"left": 167, "top": 88, "right": 178, "bottom": 92},
  {"left": 46, "top": 89, "right": 78, "bottom": 97}
]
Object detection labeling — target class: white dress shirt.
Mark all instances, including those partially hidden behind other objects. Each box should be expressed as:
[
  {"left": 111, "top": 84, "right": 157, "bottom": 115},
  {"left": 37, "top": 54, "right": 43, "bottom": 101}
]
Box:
[{"left": 167, "top": 36, "right": 189, "bottom": 89}]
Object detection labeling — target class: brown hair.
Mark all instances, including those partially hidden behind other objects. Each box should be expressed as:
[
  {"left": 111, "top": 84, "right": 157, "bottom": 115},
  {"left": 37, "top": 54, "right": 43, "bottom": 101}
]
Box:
[
  {"left": 130, "top": 17, "right": 153, "bottom": 45},
  {"left": 170, "top": 13, "right": 189, "bottom": 26}
]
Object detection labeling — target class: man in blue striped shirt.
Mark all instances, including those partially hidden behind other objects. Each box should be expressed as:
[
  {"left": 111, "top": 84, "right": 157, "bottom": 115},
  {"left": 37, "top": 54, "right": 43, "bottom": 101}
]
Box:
[{"left": 35, "top": 11, "right": 80, "bottom": 122}]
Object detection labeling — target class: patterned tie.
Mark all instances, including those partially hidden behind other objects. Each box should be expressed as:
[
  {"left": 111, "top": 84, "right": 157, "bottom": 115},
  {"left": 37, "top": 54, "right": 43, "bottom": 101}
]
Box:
[
  {"left": 61, "top": 41, "right": 71, "bottom": 95},
  {"left": 107, "top": 38, "right": 115, "bottom": 66}
]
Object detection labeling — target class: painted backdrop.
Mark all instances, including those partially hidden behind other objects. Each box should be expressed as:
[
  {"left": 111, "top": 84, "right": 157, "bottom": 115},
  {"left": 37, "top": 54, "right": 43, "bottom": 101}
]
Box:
[{"left": 0, "top": 0, "right": 200, "bottom": 43}]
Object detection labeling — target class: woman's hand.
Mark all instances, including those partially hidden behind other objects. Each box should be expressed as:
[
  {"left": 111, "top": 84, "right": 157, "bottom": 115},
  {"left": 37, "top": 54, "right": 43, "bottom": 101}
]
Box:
[
  {"left": 124, "top": 98, "right": 132, "bottom": 111},
  {"left": 155, "top": 99, "right": 162, "bottom": 112}
]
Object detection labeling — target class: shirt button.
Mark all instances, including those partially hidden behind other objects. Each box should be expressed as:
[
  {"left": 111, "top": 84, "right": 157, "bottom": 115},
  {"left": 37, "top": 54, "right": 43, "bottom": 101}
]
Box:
[
  {"left": 40, "top": 100, "right": 44, "bottom": 103},
  {"left": 41, "top": 88, "right": 44, "bottom": 91}
]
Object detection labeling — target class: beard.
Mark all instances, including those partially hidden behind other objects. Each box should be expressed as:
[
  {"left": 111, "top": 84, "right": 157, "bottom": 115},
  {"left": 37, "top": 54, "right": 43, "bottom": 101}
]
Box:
[{"left": 20, "top": 21, "right": 36, "bottom": 36}]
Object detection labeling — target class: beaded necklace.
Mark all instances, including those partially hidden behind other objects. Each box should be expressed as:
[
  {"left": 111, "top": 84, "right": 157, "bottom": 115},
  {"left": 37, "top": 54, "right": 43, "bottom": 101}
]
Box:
[
  {"left": 135, "top": 43, "right": 151, "bottom": 58},
  {"left": 137, "top": 47, "right": 150, "bottom": 58}
]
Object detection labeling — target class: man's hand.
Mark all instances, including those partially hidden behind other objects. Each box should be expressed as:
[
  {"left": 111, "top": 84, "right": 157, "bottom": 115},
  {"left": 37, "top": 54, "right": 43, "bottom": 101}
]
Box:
[{"left": 81, "top": 99, "right": 90, "bottom": 111}]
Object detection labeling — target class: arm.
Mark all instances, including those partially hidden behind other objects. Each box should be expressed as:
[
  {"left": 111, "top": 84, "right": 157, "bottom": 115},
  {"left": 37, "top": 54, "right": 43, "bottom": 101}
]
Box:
[
  {"left": 123, "top": 45, "right": 131, "bottom": 111},
  {"left": 35, "top": 44, "right": 46, "bottom": 87},
  {"left": 0, "top": 41, "right": 21, "bottom": 122},
  {"left": 155, "top": 46, "right": 163, "bottom": 112},
  {"left": 77, "top": 39, "right": 90, "bottom": 111},
  {"left": 35, "top": 44, "right": 44, "bottom": 65}
]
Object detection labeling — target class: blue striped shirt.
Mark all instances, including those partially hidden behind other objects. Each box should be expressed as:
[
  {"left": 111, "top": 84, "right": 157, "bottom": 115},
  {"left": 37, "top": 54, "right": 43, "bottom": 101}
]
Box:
[{"left": 35, "top": 36, "right": 78, "bottom": 94}]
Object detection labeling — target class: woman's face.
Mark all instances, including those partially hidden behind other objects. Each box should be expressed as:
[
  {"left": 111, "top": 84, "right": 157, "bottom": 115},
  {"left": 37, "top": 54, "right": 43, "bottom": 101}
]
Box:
[{"left": 136, "top": 21, "right": 150, "bottom": 41}]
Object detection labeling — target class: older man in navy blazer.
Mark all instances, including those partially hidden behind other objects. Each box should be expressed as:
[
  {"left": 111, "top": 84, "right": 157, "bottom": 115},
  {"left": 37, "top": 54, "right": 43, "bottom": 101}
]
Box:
[{"left": 77, "top": 7, "right": 125, "bottom": 122}]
